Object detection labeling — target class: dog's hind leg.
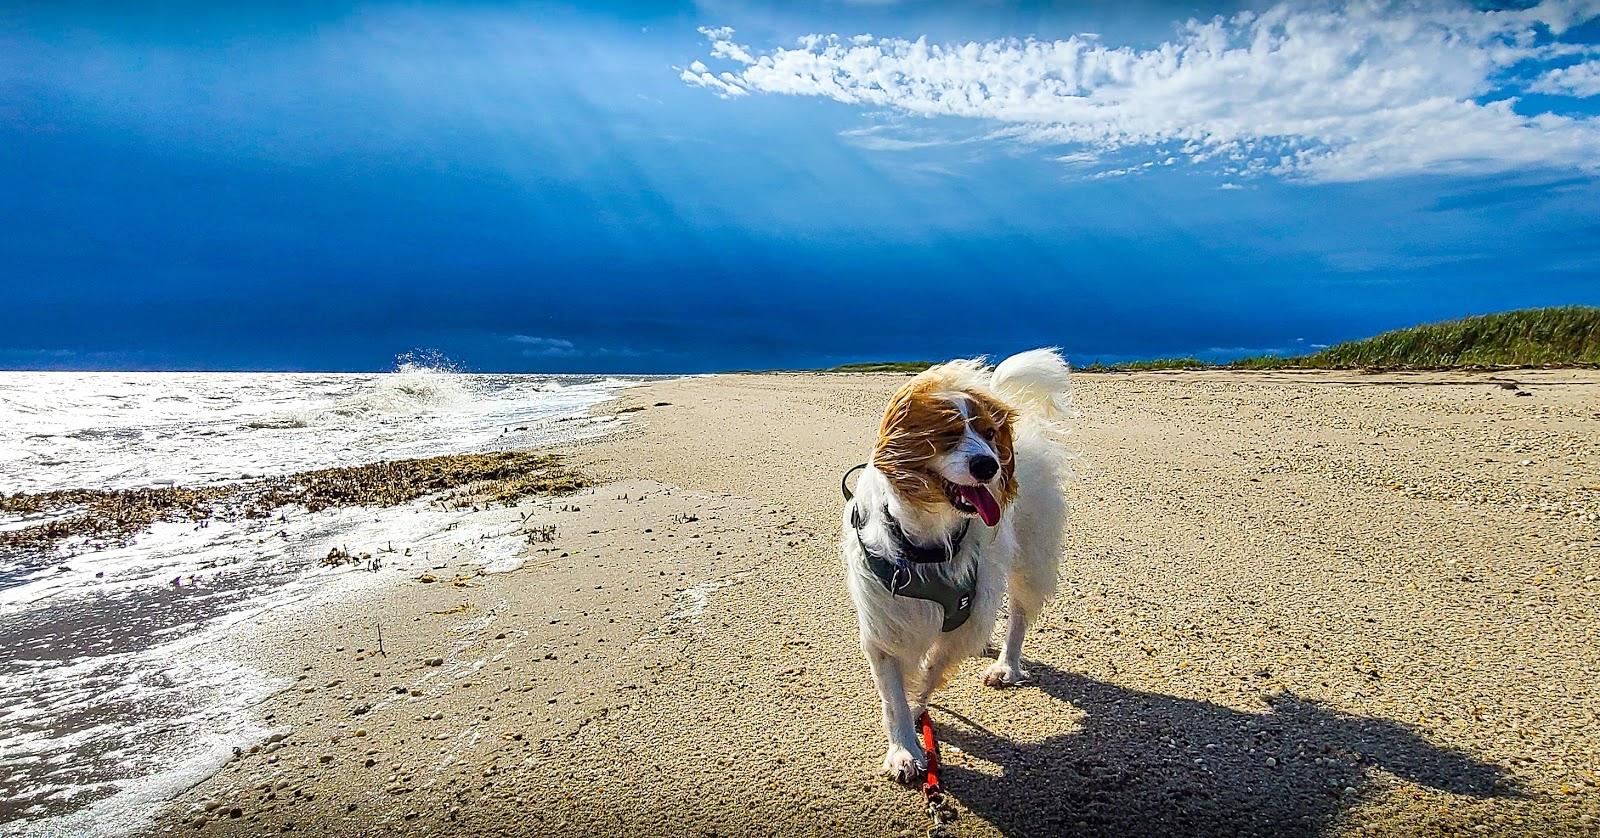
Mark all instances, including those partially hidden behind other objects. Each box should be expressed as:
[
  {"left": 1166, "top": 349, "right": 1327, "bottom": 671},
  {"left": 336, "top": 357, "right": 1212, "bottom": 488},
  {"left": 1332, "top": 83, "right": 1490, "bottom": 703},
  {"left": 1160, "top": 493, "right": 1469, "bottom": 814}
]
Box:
[
  {"left": 865, "top": 644, "right": 925, "bottom": 783},
  {"left": 983, "top": 564, "right": 1057, "bottom": 688},
  {"left": 983, "top": 601, "right": 1035, "bottom": 687}
]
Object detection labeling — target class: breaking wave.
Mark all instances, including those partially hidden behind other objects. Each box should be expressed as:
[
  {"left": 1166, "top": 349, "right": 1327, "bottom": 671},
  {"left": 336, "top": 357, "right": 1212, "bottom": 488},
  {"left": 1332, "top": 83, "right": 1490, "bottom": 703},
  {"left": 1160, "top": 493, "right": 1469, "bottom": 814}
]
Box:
[
  {"left": 267, "top": 354, "right": 477, "bottom": 428},
  {"left": 0, "top": 364, "right": 643, "bottom": 493},
  {"left": 0, "top": 363, "right": 655, "bottom": 834}
]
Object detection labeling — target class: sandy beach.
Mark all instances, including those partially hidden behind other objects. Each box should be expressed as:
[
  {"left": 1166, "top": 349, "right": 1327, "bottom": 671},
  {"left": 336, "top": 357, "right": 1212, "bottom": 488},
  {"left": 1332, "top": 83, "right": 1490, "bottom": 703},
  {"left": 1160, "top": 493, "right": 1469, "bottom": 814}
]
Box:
[{"left": 145, "top": 369, "right": 1600, "bottom": 837}]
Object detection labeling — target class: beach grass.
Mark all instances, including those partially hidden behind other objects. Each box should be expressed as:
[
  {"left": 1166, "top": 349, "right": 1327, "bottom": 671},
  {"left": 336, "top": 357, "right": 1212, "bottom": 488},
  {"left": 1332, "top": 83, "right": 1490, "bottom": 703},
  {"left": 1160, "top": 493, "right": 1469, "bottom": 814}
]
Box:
[
  {"left": 1244, "top": 305, "right": 1600, "bottom": 370},
  {"left": 1078, "top": 357, "right": 1213, "bottom": 372},
  {"left": 822, "top": 361, "right": 937, "bottom": 373},
  {"left": 830, "top": 307, "right": 1600, "bottom": 373},
  {"left": 1109, "top": 306, "right": 1600, "bottom": 371}
]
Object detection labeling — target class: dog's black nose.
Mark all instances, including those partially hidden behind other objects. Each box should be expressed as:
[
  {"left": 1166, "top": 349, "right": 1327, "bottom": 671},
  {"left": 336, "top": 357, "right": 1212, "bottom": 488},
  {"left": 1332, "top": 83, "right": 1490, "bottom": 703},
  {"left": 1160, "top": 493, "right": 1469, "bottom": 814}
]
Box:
[{"left": 969, "top": 454, "right": 998, "bottom": 482}]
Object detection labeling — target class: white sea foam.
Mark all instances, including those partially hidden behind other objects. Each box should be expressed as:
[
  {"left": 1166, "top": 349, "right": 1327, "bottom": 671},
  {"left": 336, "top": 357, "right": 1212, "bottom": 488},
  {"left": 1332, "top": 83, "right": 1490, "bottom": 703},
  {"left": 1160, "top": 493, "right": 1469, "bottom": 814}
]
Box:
[
  {"left": 0, "top": 364, "right": 650, "bottom": 835},
  {"left": 0, "top": 364, "right": 642, "bottom": 493},
  {"left": 0, "top": 488, "right": 615, "bottom": 835}
]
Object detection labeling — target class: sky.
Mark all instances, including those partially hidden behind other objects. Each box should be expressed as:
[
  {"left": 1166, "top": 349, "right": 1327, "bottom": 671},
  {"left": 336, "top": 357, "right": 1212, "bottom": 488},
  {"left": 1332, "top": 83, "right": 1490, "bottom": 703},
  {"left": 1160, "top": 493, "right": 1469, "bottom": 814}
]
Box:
[{"left": 2, "top": 0, "right": 1598, "bottom": 373}]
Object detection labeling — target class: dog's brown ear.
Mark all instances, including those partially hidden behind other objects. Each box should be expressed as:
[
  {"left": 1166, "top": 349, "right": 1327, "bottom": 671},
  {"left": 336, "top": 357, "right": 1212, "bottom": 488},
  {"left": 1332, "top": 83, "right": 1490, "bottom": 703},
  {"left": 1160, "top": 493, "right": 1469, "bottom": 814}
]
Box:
[
  {"left": 967, "top": 389, "right": 1019, "bottom": 505},
  {"left": 873, "top": 377, "right": 964, "bottom": 508}
]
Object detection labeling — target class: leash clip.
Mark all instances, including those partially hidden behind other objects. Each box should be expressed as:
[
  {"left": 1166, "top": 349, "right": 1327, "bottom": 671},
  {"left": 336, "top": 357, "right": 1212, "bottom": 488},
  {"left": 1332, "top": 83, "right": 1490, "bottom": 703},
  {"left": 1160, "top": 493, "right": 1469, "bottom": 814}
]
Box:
[{"left": 890, "top": 560, "right": 911, "bottom": 596}]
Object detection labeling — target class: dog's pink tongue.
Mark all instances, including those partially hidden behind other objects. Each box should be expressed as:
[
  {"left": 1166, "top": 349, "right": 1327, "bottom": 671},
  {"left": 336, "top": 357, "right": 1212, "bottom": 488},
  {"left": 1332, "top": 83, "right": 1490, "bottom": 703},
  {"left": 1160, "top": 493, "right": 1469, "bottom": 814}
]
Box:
[{"left": 960, "top": 485, "right": 1002, "bottom": 527}]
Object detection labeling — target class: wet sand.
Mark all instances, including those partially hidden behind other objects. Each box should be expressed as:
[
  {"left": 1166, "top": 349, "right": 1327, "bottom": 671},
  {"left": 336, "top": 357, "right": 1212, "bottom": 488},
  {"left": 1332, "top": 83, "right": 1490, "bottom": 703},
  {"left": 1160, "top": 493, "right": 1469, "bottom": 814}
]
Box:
[{"left": 150, "top": 369, "right": 1600, "bottom": 837}]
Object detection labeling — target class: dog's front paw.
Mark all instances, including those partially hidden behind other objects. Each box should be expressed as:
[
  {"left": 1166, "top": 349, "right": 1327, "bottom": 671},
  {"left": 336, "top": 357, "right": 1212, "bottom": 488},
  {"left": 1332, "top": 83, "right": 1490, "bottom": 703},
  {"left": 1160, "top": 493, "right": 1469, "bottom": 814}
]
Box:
[
  {"left": 982, "top": 661, "right": 1030, "bottom": 688},
  {"left": 882, "top": 743, "right": 926, "bottom": 785}
]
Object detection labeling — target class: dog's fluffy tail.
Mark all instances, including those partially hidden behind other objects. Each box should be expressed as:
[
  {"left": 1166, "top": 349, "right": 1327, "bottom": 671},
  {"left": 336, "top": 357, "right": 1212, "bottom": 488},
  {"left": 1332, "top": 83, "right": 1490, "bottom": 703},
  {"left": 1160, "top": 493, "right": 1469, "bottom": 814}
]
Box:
[{"left": 990, "top": 348, "right": 1072, "bottom": 421}]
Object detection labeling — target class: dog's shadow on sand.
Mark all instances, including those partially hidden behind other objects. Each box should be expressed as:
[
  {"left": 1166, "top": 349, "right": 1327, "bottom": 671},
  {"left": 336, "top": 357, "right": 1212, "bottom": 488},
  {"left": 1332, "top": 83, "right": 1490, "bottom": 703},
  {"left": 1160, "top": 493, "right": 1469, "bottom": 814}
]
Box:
[{"left": 935, "top": 662, "right": 1515, "bottom": 837}]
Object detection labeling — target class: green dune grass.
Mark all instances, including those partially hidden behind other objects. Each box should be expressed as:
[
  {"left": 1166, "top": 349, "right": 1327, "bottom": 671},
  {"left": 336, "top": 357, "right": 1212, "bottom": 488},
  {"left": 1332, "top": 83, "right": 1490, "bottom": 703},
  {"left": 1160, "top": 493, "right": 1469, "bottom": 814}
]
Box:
[
  {"left": 822, "top": 361, "right": 937, "bottom": 373},
  {"left": 825, "top": 307, "right": 1600, "bottom": 373},
  {"left": 1239, "top": 306, "right": 1600, "bottom": 370}
]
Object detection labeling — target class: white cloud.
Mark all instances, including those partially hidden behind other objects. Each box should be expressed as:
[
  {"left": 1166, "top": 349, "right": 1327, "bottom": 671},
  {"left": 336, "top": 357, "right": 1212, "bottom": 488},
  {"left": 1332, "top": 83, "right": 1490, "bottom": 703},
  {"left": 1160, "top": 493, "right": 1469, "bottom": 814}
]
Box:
[
  {"left": 1052, "top": 151, "right": 1099, "bottom": 165},
  {"left": 1531, "top": 58, "right": 1600, "bottom": 96},
  {"left": 838, "top": 125, "right": 953, "bottom": 151},
  {"left": 683, "top": 1, "right": 1600, "bottom": 182},
  {"left": 699, "top": 25, "right": 755, "bottom": 65},
  {"left": 509, "top": 335, "right": 573, "bottom": 348},
  {"left": 507, "top": 335, "right": 645, "bottom": 359},
  {"left": 508, "top": 335, "right": 580, "bottom": 358},
  {"left": 678, "top": 66, "right": 746, "bottom": 98}
]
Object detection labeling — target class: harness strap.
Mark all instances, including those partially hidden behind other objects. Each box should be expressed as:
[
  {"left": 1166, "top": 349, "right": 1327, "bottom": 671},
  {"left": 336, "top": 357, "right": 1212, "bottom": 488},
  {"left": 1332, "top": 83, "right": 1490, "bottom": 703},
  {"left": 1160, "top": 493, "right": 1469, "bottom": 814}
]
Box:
[
  {"left": 842, "top": 464, "right": 969, "bottom": 563},
  {"left": 842, "top": 463, "right": 977, "bottom": 633},
  {"left": 887, "top": 509, "right": 968, "bottom": 564},
  {"left": 857, "top": 536, "right": 976, "bottom": 632}
]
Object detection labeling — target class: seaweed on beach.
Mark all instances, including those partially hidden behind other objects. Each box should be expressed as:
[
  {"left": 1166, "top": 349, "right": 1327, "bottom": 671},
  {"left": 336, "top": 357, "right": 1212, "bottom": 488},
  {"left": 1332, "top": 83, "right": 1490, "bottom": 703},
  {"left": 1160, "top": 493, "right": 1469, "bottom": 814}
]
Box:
[
  {"left": 0, "top": 486, "right": 231, "bottom": 550},
  {"left": 243, "top": 452, "right": 583, "bottom": 514},
  {"left": 0, "top": 452, "right": 584, "bottom": 552}
]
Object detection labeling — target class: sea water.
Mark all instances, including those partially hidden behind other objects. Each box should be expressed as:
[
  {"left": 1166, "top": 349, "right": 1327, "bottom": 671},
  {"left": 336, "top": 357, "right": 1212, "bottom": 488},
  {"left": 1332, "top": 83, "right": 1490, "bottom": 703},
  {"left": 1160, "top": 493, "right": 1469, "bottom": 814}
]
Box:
[{"left": 0, "top": 363, "right": 644, "bottom": 835}]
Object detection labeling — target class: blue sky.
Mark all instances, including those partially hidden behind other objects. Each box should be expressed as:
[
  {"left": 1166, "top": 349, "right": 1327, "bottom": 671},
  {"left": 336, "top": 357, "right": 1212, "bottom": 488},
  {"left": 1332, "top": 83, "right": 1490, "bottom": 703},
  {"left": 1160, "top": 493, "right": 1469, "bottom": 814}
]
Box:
[{"left": 2, "top": 1, "right": 1598, "bottom": 373}]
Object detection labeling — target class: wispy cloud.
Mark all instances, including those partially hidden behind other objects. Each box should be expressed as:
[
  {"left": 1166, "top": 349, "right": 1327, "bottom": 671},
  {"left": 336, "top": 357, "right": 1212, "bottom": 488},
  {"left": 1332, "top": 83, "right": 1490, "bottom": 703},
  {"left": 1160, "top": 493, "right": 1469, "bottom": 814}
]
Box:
[
  {"left": 1052, "top": 151, "right": 1100, "bottom": 166},
  {"left": 509, "top": 335, "right": 577, "bottom": 357},
  {"left": 507, "top": 335, "right": 644, "bottom": 359},
  {"left": 682, "top": 1, "right": 1600, "bottom": 183},
  {"left": 837, "top": 126, "right": 952, "bottom": 151}
]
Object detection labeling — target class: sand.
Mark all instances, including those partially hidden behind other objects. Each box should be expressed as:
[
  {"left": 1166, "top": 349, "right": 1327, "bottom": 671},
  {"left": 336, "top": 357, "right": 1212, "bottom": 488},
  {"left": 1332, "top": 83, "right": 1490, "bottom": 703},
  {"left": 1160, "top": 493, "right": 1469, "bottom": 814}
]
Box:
[{"left": 150, "top": 369, "right": 1600, "bottom": 837}]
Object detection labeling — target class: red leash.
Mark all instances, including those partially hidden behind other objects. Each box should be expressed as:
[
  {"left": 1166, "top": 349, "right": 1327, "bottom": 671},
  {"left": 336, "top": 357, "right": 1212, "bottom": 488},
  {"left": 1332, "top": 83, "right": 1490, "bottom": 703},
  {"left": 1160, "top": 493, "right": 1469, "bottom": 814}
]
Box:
[{"left": 917, "top": 711, "right": 954, "bottom": 825}]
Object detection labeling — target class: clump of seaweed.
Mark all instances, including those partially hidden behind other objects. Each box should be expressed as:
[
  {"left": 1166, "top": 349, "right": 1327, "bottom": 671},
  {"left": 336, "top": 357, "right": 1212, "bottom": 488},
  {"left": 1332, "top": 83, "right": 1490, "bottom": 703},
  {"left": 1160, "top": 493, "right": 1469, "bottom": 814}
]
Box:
[
  {"left": 243, "top": 452, "right": 581, "bottom": 514},
  {"left": 1, "top": 452, "right": 584, "bottom": 552},
  {"left": 320, "top": 546, "right": 374, "bottom": 568},
  {"left": 0, "top": 486, "right": 231, "bottom": 550}
]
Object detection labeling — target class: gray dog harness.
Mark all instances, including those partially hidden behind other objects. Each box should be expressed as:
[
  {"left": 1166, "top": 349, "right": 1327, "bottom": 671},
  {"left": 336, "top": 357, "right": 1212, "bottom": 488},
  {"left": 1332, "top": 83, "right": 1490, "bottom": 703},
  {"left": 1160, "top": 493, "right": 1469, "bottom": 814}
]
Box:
[{"left": 843, "top": 463, "right": 977, "bottom": 633}]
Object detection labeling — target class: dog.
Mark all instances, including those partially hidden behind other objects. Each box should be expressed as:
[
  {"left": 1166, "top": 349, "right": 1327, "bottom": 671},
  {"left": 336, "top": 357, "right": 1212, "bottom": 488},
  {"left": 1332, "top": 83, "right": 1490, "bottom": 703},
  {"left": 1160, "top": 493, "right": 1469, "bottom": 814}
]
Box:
[{"left": 840, "top": 348, "right": 1071, "bottom": 782}]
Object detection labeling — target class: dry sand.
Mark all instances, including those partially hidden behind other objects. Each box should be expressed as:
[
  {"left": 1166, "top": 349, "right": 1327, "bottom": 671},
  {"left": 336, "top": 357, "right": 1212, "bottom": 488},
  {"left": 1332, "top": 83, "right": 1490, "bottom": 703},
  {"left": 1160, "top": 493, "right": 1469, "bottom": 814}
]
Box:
[{"left": 151, "top": 370, "right": 1600, "bottom": 837}]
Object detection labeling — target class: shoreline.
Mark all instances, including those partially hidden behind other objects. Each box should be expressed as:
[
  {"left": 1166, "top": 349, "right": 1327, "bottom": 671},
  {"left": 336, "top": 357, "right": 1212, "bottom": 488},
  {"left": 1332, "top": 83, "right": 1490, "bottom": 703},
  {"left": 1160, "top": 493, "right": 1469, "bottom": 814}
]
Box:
[
  {"left": 0, "top": 372, "right": 653, "bottom": 835},
  {"left": 35, "top": 369, "right": 1600, "bottom": 836}
]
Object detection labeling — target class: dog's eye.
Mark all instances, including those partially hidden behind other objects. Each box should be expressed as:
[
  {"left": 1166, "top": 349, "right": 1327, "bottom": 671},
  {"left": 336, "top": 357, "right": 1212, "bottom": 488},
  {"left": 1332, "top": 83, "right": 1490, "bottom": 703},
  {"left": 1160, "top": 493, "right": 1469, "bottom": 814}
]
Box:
[{"left": 982, "top": 427, "right": 997, "bottom": 441}]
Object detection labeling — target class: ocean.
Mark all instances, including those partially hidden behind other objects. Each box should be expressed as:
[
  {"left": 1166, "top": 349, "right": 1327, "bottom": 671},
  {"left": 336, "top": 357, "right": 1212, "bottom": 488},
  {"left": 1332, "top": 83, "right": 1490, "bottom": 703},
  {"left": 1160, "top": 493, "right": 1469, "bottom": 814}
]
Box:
[{"left": 0, "top": 364, "right": 645, "bottom": 836}]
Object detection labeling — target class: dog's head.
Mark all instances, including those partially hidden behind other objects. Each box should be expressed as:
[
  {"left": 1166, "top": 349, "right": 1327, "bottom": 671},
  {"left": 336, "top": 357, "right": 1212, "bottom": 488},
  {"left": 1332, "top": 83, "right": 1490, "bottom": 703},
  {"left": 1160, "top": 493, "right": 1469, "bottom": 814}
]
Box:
[{"left": 871, "top": 366, "right": 1017, "bottom": 527}]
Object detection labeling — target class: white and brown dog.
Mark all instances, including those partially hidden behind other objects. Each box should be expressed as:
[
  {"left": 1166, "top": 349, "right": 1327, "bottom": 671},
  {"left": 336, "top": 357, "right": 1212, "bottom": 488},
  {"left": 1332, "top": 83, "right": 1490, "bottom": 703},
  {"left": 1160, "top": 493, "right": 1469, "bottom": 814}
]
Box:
[{"left": 840, "top": 349, "right": 1071, "bottom": 782}]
